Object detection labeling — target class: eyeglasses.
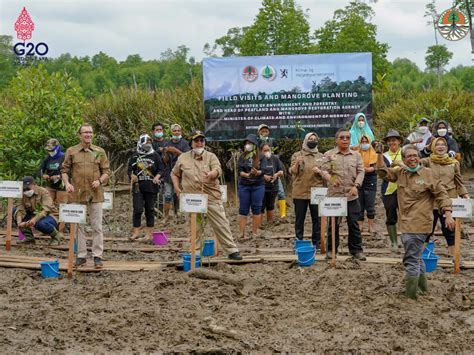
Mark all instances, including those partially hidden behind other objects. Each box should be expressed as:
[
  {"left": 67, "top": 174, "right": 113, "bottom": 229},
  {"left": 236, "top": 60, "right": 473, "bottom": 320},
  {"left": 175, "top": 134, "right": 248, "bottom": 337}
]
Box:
[
  {"left": 81, "top": 131, "right": 93, "bottom": 134},
  {"left": 338, "top": 135, "right": 350, "bottom": 140}
]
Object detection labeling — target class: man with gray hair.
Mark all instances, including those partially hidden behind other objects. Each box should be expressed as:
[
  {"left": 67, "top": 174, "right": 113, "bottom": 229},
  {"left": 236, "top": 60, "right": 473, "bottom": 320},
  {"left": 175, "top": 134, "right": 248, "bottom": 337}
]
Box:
[{"left": 375, "top": 143, "right": 454, "bottom": 299}]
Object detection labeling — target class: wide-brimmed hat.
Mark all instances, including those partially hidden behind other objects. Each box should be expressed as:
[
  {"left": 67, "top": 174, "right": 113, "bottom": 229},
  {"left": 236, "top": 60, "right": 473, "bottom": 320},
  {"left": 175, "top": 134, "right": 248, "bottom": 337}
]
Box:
[
  {"left": 382, "top": 129, "right": 402, "bottom": 142},
  {"left": 245, "top": 133, "right": 259, "bottom": 146}
]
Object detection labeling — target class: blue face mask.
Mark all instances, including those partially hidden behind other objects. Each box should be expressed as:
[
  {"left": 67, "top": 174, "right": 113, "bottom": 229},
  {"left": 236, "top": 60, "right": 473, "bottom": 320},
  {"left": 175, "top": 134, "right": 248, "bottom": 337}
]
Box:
[
  {"left": 360, "top": 143, "right": 370, "bottom": 151},
  {"left": 154, "top": 132, "right": 163, "bottom": 139},
  {"left": 406, "top": 164, "right": 421, "bottom": 173},
  {"left": 172, "top": 135, "right": 182, "bottom": 140}
]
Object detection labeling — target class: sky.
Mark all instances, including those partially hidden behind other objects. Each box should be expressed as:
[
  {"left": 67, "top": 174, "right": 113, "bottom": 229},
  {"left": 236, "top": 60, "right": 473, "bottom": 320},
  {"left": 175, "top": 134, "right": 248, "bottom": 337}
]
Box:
[{"left": 0, "top": 0, "right": 472, "bottom": 70}]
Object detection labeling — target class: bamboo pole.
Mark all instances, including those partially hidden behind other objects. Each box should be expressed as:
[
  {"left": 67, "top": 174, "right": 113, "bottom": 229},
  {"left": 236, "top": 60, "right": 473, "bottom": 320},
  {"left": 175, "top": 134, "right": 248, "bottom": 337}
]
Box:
[
  {"left": 454, "top": 218, "right": 461, "bottom": 274},
  {"left": 67, "top": 223, "right": 76, "bottom": 279},
  {"left": 190, "top": 213, "right": 197, "bottom": 271}
]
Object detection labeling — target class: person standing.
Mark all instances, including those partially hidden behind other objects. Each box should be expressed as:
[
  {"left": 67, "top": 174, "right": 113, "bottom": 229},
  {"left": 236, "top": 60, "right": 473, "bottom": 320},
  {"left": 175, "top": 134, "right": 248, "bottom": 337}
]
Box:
[
  {"left": 320, "top": 128, "right": 366, "bottom": 260},
  {"left": 151, "top": 122, "right": 168, "bottom": 217},
  {"left": 376, "top": 143, "right": 454, "bottom": 299},
  {"left": 406, "top": 117, "right": 432, "bottom": 156},
  {"left": 260, "top": 142, "right": 284, "bottom": 227},
  {"left": 163, "top": 123, "right": 189, "bottom": 220},
  {"left": 128, "top": 134, "right": 164, "bottom": 241},
  {"left": 349, "top": 112, "right": 375, "bottom": 150},
  {"left": 423, "top": 120, "right": 459, "bottom": 159},
  {"left": 61, "top": 123, "right": 111, "bottom": 269},
  {"left": 172, "top": 130, "right": 242, "bottom": 260},
  {"left": 290, "top": 132, "right": 325, "bottom": 248}
]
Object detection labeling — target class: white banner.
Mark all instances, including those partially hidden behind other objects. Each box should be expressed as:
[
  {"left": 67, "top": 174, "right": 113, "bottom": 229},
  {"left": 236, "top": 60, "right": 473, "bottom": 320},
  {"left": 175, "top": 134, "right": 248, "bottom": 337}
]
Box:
[
  {"left": 451, "top": 198, "right": 472, "bottom": 219},
  {"left": 59, "top": 204, "right": 87, "bottom": 224},
  {"left": 319, "top": 197, "right": 348, "bottom": 217},
  {"left": 310, "top": 187, "right": 328, "bottom": 205},
  {"left": 0, "top": 181, "right": 23, "bottom": 198},
  {"left": 180, "top": 193, "right": 208, "bottom": 213},
  {"left": 102, "top": 192, "right": 113, "bottom": 210}
]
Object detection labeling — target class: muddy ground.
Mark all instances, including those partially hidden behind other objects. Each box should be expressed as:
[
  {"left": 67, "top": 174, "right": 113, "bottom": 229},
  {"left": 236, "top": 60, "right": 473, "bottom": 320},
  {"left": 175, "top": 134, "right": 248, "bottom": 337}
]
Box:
[{"left": 0, "top": 173, "right": 473, "bottom": 353}]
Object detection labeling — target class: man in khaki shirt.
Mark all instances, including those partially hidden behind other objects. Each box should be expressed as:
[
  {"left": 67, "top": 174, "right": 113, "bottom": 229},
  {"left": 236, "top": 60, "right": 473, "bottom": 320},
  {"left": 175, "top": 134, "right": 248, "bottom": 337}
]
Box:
[
  {"left": 376, "top": 143, "right": 454, "bottom": 299},
  {"left": 318, "top": 128, "right": 366, "bottom": 260},
  {"left": 61, "top": 123, "right": 111, "bottom": 269},
  {"left": 172, "top": 130, "right": 242, "bottom": 260},
  {"left": 14, "top": 176, "right": 62, "bottom": 245}
]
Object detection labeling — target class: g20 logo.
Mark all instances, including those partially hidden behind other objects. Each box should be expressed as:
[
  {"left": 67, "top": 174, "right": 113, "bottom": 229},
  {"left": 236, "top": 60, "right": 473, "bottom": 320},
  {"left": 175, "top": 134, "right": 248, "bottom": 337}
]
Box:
[
  {"left": 13, "top": 42, "right": 49, "bottom": 56},
  {"left": 12, "top": 7, "right": 50, "bottom": 61}
]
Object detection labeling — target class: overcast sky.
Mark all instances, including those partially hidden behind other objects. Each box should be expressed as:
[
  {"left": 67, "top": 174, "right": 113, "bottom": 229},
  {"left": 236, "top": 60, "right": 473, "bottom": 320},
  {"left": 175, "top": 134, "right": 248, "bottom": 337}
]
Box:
[{"left": 0, "top": 0, "right": 471, "bottom": 70}]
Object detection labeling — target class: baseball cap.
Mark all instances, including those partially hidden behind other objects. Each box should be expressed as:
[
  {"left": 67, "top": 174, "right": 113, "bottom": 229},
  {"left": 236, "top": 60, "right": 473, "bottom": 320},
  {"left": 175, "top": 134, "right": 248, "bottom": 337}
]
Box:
[{"left": 22, "top": 176, "right": 35, "bottom": 189}]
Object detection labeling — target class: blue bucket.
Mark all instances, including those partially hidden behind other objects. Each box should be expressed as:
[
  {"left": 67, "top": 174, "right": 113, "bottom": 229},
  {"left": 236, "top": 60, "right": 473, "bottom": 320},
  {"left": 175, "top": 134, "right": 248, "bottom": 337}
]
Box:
[
  {"left": 182, "top": 253, "right": 201, "bottom": 272},
  {"left": 294, "top": 239, "right": 312, "bottom": 251},
  {"left": 40, "top": 260, "right": 60, "bottom": 279},
  {"left": 202, "top": 240, "right": 215, "bottom": 257},
  {"left": 422, "top": 253, "right": 439, "bottom": 273},
  {"left": 423, "top": 241, "right": 435, "bottom": 255},
  {"left": 296, "top": 246, "right": 315, "bottom": 267}
]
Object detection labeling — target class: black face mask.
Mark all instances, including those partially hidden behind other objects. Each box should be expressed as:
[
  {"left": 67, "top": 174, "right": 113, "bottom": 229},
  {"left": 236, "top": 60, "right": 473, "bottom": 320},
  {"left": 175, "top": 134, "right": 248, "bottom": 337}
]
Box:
[{"left": 307, "top": 141, "right": 318, "bottom": 149}]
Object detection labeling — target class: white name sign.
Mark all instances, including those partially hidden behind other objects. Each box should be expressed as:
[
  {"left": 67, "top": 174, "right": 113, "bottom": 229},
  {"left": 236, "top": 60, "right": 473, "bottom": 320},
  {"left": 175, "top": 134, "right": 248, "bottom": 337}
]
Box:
[
  {"left": 59, "top": 204, "right": 87, "bottom": 224},
  {"left": 0, "top": 181, "right": 23, "bottom": 198},
  {"left": 319, "top": 197, "right": 348, "bottom": 217},
  {"left": 102, "top": 192, "right": 113, "bottom": 210},
  {"left": 220, "top": 185, "right": 228, "bottom": 203},
  {"left": 310, "top": 187, "right": 328, "bottom": 205},
  {"left": 451, "top": 198, "right": 472, "bottom": 219},
  {"left": 180, "top": 193, "right": 208, "bottom": 213}
]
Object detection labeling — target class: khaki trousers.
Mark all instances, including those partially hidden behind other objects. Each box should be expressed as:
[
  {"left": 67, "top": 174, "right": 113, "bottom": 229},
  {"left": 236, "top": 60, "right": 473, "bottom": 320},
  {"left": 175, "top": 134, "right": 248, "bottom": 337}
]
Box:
[
  {"left": 77, "top": 202, "right": 103, "bottom": 258},
  {"left": 197, "top": 201, "right": 238, "bottom": 255}
]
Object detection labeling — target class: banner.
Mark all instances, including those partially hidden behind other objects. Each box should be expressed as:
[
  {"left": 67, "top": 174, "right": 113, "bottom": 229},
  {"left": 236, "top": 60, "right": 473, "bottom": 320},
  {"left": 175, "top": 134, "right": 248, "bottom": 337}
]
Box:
[{"left": 203, "top": 53, "right": 372, "bottom": 141}]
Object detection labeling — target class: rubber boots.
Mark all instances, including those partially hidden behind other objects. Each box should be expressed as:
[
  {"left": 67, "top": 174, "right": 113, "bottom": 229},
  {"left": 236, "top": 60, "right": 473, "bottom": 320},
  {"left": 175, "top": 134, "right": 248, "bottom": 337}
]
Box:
[
  {"left": 18, "top": 227, "right": 35, "bottom": 244},
  {"left": 48, "top": 229, "right": 62, "bottom": 245},
  {"left": 405, "top": 276, "right": 419, "bottom": 299},
  {"left": 278, "top": 200, "right": 286, "bottom": 219},
  {"left": 387, "top": 224, "right": 398, "bottom": 252},
  {"left": 418, "top": 274, "right": 428, "bottom": 295}
]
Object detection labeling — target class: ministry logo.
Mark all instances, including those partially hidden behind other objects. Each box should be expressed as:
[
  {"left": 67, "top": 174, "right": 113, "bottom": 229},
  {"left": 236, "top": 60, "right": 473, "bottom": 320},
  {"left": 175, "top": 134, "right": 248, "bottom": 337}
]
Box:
[
  {"left": 242, "top": 66, "right": 258, "bottom": 82},
  {"left": 261, "top": 65, "right": 276, "bottom": 81}
]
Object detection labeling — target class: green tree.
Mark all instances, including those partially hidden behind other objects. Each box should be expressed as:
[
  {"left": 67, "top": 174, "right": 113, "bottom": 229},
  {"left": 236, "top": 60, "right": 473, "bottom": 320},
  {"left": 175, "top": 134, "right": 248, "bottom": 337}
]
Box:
[
  {"left": 425, "top": 44, "right": 453, "bottom": 88},
  {"left": 204, "top": 27, "right": 249, "bottom": 57},
  {"left": 424, "top": 0, "right": 439, "bottom": 45},
  {"left": 0, "top": 35, "right": 15, "bottom": 89},
  {"left": 0, "top": 66, "right": 85, "bottom": 178},
  {"left": 314, "top": 1, "right": 389, "bottom": 79}
]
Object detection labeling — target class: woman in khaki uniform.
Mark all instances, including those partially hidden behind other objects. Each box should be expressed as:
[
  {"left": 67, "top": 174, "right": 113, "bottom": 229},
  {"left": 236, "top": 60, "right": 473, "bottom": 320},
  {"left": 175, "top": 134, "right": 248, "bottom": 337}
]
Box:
[
  {"left": 421, "top": 137, "right": 468, "bottom": 260},
  {"left": 290, "top": 132, "right": 325, "bottom": 249}
]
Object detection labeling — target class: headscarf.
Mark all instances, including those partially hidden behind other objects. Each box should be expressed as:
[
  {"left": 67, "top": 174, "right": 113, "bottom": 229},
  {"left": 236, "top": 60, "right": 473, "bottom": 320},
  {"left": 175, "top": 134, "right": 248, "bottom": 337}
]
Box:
[
  {"left": 429, "top": 137, "right": 457, "bottom": 165},
  {"left": 302, "top": 132, "right": 319, "bottom": 153},
  {"left": 359, "top": 135, "right": 377, "bottom": 168},
  {"left": 349, "top": 113, "right": 375, "bottom": 148},
  {"left": 136, "top": 134, "right": 155, "bottom": 155}
]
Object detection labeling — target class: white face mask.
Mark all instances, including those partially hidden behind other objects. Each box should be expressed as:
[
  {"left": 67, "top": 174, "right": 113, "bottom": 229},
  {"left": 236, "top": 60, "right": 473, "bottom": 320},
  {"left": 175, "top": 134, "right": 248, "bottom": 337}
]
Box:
[
  {"left": 264, "top": 151, "right": 271, "bottom": 159},
  {"left": 245, "top": 144, "right": 253, "bottom": 152},
  {"left": 357, "top": 121, "right": 365, "bottom": 128},
  {"left": 24, "top": 190, "right": 34, "bottom": 197},
  {"left": 193, "top": 147, "right": 204, "bottom": 155},
  {"left": 437, "top": 128, "right": 447, "bottom": 137}
]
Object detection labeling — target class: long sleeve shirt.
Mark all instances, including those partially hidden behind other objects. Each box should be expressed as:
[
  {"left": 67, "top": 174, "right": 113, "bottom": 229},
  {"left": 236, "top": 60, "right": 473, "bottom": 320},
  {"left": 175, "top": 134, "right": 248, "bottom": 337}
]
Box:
[{"left": 16, "top": 186, "right": 57, "bottom": 222}]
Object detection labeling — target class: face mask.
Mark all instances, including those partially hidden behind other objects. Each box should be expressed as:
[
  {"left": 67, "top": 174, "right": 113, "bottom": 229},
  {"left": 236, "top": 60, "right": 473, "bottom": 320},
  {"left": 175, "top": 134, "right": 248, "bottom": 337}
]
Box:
[
  {"left": 245, "top": 144, "right": 253, "bottom": 152},
  {"left": 437, "top": 128, "right": 447, "bottom": 137},
  {"left": 406, "top": 164, "right": 421, "bottom": 173},
  {"left": 417, "top": 126, "right": 428, "bottom": 134},
  {"left": 264, "top": 151, "right": 271, "bottom": 159},
  {"left": 361, "top": 143, "right": 370, "bottom": 151},
  {"left": 193, "top": 147, "right": 204, "bottom": 155},
  {"left": 24, "top": 189, "right": 34, "bottom": 197},
  {"left": 307, "top": 141, "right": 318, "bottom": 149},
  {"left": 357, "top": 121, "right": 365, "bottom": 128},
  {"left": 172, "top": 135, "right": 182, "bottom": 140},
  {"left": 154, "top": 132, "right": 164, "bottom": 139},
  {"left": 260, "top": 135, "right": 268, "bottom": 142}
]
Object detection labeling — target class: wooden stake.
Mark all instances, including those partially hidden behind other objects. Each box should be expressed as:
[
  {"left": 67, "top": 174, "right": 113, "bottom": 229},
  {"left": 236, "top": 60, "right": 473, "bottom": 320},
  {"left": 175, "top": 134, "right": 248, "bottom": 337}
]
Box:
[
  {"left": 6, "top": 198, "right": 13, "bottom": 251},
  {"left": 454, "top": 218, "right": 461, "bottom": 274},
  {"left": 320, "top": 216, "right": 326, "bottom": 254},
  {"left": 214, "top": 235, "right": 219, "bottom": 257},
  {"left": 190, "top": 212, "right": 197, "bottom": 271},
  {"left": 331, "top": 216, "right": 336, "bottom": 267},
  {"left": 67, "top": 223, "right": 76, "bottom": 279}
]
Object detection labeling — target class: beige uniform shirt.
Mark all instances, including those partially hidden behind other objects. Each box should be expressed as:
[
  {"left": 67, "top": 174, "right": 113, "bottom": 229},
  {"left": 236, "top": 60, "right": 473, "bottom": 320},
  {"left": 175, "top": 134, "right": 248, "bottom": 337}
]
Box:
[
  {"left": 321, "top": 147, "right": 365, "bottom": 201},
  {"left": 61, "top": 143, "right": 111, "bottom": 203},
  {"left": 290, "top": 150, "right": 325, "bottom": 199},
  {"left": 377, "top": 166, "right": 452, "bottom": 233},
  {"left": 421, "top": 158, "right": 468, "bottom": 198},
  {"left": 16, "top": 186, "right": 57, "bottom": 222},
  {"left": 172, "top": 150, "right": 222, "bottom": 202}
]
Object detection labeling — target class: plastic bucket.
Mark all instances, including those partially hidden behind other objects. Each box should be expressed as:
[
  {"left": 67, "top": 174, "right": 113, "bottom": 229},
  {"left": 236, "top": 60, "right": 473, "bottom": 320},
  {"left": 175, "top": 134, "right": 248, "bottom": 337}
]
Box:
[
  {"left": 18, "top": 229, "right": 25, "bottom": 241},
  {"left": 294, "top": 239, "right": 312, "bottom": 251},
  {"left": 423, "top": 241, "right": 435, "bottom": 255},
  {"left": 202, "top": 240, "right": 215, "bottom": 257},
  {"left": 152, "top": 231, "right": 169, "bottom": 246},
  {"left": 296, "top": 246, "right": 315, "bottom": 267},
  {"left": 182, "top": 253, "right": 201, "bottom": 272},
  {"left": 422, "top": 254, "right": 439, "bottom": 273},
  {"left": 40, "top": 260, "right": 60, "bottom": 279}
]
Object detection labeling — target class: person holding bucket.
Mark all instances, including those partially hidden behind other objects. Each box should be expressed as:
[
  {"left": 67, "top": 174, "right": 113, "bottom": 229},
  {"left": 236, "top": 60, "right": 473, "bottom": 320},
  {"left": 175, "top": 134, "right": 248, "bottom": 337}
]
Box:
[
  {"left": 289, "top": 132, "right": 325, "bottom": 249},
  {"left": 260, "top": 142, "right": 284, "bottom": 227},
  {"left": 171, "top": 130, "right": 243, "bottom": 260},
  {"left": 421, "top": 137, "right": 469, "bottom": 264},
  {"left": 375, "top": 143, "right": 454, "bottom": 299}
]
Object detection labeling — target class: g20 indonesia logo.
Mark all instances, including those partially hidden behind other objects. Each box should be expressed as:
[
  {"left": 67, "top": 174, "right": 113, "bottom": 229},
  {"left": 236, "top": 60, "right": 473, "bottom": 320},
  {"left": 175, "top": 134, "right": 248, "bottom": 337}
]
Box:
[
  {"left": 12, "top": 7, "right": 49, "bottom": 64},
  {"left": 242, "top": 66, "right": 258, "bottom": 82}
]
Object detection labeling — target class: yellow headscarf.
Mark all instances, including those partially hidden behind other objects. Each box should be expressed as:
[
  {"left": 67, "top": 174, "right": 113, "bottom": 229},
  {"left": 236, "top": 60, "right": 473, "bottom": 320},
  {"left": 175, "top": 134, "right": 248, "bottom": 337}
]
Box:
[
  {"left": 429, "top": 137, "right": 457, "bottom": 165},
  {"left": 359, "top": 135, "right": 377, "bottom": 168}
]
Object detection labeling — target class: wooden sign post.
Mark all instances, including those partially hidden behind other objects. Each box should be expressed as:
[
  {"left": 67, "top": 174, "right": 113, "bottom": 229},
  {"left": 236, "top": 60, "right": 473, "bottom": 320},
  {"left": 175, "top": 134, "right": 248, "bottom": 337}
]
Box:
[
  {"left": 311, "top": 187, "right": 328, "bottom": 254},
  {"left": 319, "top": 197, "right": 348, "bottom": 267},
  {"left": 59, "top": 203, "right": 87, "bottom": 279},
  {"left": 0, "top": 181, "right": 23, "bottom": 251},
  {"left": 180, "top": 193, "right": 208, "bottom": 271},
  {"left": 451, "top": 198, "right": 472, "bottom": 274}
]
